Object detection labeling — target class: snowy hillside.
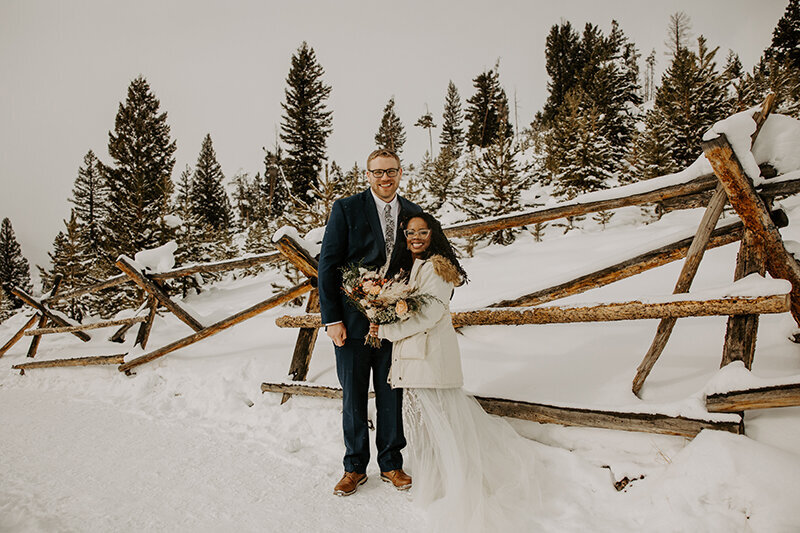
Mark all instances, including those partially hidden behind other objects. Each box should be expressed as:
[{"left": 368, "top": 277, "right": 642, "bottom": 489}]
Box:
[
  {"left": 3, "top": 112, "right": 800, "bottom": 532},
  {"left": 4, "top": 190, "right": 800, "bottom": 531}
]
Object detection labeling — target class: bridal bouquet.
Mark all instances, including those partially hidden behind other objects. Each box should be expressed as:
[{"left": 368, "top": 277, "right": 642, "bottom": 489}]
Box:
[{"left": 341, "top": 263, "right": 433, "bottom": 347}]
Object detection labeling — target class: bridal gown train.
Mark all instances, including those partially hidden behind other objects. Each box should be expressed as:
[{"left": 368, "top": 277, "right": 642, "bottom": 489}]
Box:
[{"left": 403, "top": 387, "right": 542, "bottom": 532}]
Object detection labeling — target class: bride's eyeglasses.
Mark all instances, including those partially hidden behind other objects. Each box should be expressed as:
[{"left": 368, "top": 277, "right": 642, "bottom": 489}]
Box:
[{"left": 403, "top": 229, "right": 431, "bottom": 238}]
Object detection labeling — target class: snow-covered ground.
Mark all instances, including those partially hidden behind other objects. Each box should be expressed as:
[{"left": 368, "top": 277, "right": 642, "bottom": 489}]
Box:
[
  {"left": 3, "top": 113, "right": 800, "bottom": 532},
  {"left": 4, "top": 195, "right": 800, "bottom": 532}
]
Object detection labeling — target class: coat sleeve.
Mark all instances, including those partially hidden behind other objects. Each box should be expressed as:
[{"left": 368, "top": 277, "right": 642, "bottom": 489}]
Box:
[
  {"left": 378, "top": 261, "right": 453, "bottom": 342},
  {"left": 318, "top": 200, "right": 348, "bottom": 325}
]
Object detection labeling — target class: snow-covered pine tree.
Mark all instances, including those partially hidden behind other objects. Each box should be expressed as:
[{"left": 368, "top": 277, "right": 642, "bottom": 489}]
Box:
[
  {"left": 0, "top": 217, "right": 32, "bottom": 309},
  {"left": 652, "top": 36, "right": 728, "bottom": 170},
  {"left": 39, "top": 212, "right": 87, "bottom": 320},
  {"left": 375, "top": 96, "right": 406, "bottom": 154},
  {"left": 261, "top": 145, "right": 289, "bottom": 223},
  {"left": 280, "top": 42, "right": 333, "bottom": 199},
  {"left": 191, "top": 134, "right": 233, "bottom": 232},
  {"left": 415, "top": 108, "right": 436, "bottom": 157},
  {"left": 766, "top": 0, "right": 800, "bottom": 71},
  {"left": 70, "top": 150, "right": 109, "bottom": 269},
  {"left": 421, "top": 146, "right": 459, "bottom": 213},
  {"left": 243, "top": 220, "right": 273, "bottom": 276},
  {"left": 440, "top": 81, "right": 465, "bottom": 159},
  {"left": 540, "top": 21, "right": 582, "bottom": 126},
  {"left": 341, "top": 162, "right": 366, "bottom": 198},
  {"left": 103, "top": 76, "right": 177, "bottom": 260},
  {"left": 632, "top": 107, "right": 679, "bottom": 180},
  {"left": 465, "top": 66, "right": 513, "bottom": 148},
  {"left": 552, "top": 90, "right": 616, "bottom": 199},
  {"left": 459, "top": 123, "right": 532, "bottom": 245}
]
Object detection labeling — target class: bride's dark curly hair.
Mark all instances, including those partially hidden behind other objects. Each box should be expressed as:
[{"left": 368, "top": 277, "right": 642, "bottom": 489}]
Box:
[{"left": 398, "top": 211, "right": 469, "bottom": 285}]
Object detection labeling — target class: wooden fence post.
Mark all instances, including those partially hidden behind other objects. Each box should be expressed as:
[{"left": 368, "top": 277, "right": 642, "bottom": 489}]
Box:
[
  {"left": 115, "top": 256, "right": 204, "bottom": 332},
  {"left": 274, "top": 235, "right": 321, "bottom": 404},
  {"left": 26, "top": 275, "right": 63, "bottom": 358},
  {"left": 702, "top": 133, "right": 800, "bottom": 326},
  {"left": 721, "top": 228, "right": 767, "bottom": 369}
]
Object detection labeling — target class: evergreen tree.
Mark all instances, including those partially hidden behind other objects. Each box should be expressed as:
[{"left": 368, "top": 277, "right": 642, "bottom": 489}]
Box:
[
  {"left": 465, "top": 67, "right": 513, "bottom": 147},
  {"left": 261, "top": 145, "right": 289, "bottom": 222},
  {"left": 0, "top": 218, "right": 32, "bottom": 308},
  {"left": 103, "top": 76, "right": 177, "bottom": 259},
  {"left": 375, "top": 96, "right": 406, "bottom": 154},
  {"left": 440, "top": 81, "right": 465, "bottom": 158},
  {"left": 654, "top": 36, "right": 728, "bottom": 170},
  {"left": 191, "top": 134, "right": 233, "bottom": 231},
  {"left": 421, "top": 146, "right": 459, "bottom": 213},
  {"left": 70, "top": 150, "right": 108, "bottom": 265},
  {"left": 414, "top": 108, "right": 437, "bottom": 157},
  {"left": 632, "top": 107, "right": 679, "bottom": 179},
  {"left": 552, "top": 91, "right": 616, "bottom": 198},
  {"left": 39, "top": 212, "right": 87, "bottom": 320},
  {"left": 541, "top": 21, "right": 582, "bottom": 125},
  {"left": 280, "top": 42, "right": 333, "bottom": 198},
  {"left": 766, "top": 0, "right": 800, "bottom": 70},
  {"left": 665, "top": 11, "right": 692, "bottom": 56},
  {"left": 342, "top": 162, "right": 366, "bottom": 197},
  {"left": 459, "top": 125, "right": 532, "bottom": 244}
]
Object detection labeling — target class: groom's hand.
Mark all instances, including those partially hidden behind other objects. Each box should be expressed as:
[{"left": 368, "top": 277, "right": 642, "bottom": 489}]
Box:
[{"left": 327, "top": 323, "right": 347, "bottom": 347}]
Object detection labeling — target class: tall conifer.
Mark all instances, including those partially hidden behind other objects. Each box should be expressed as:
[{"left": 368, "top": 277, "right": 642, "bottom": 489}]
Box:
[
  {"left": 465, "top": 67, "right": 513, "bottom": 148},
  {"left": 280, "top": 42, "right": 333, "bottom": 198},
  {"left": 375, "top": 97, "right": 406, "bottom": 154},
  {"left": 0, "top": 218, "right": 32, "bottom": 308},
  {"left": 103, "top": 76, "right": 177, "bottom": 258},
  {"left": 440, "top": 81, "right": 465, "bottom": 158}
]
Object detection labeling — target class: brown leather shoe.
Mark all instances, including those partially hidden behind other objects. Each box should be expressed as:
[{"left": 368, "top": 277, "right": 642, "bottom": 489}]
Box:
[
  {"left": 333, "top": 472, "right": 367, "bottom": 496},
  {"left": 380, "top": 469, "right": 412, "bottom": 491}
]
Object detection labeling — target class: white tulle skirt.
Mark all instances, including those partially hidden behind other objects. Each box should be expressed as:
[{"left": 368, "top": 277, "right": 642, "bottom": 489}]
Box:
[{"left": 403, "top": 387, "right": 541, "bottom": 532}]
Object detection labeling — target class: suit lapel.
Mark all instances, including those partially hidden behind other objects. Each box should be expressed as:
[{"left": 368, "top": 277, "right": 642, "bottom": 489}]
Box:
[{"left": 362, "top": 190, "right": 386, "bottom": 259}]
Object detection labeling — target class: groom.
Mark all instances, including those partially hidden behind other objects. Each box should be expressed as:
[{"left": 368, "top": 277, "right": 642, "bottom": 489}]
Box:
[{"left": 318, "top": 148, "right": 421, "bottom": 496}]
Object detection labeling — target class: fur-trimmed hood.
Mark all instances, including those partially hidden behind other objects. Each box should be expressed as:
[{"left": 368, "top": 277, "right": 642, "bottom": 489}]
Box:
[{"left": 429, "top": 254, "right": 463, "bottom": 286}]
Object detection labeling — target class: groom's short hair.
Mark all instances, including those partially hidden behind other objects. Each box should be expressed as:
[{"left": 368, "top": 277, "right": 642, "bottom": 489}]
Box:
[{"left": 366, "top": 149, "right": 401, "bottom": 169}]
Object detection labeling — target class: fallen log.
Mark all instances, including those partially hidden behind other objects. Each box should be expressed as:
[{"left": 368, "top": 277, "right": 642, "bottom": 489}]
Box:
[
  {"left": 13, "top": 354, "right": 126, "bottom": 375},
  {"left": 23, "top": 316, "right": 147, "bottom": 336},
  {"left": 706, "top": 382, "right": 800, "bottom": 412},
  {"left": 277, "top": 294, "right": 790, "bottom": 329},
  {"left": 118, "top": 280, "right": 313, "bottom": 374},
  {"left": 260, "top": 382, "right": 742, "bottom": 438}
]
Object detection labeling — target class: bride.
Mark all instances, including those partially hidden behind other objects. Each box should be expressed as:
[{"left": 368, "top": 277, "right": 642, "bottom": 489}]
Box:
[{"left": 370, "top": 212, "right": 540, "bottom": 532}]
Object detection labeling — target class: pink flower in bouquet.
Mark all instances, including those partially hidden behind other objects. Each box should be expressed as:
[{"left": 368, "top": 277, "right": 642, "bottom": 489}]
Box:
[{"left": 368, "top": 283, "right": 382, "bottom": 296}]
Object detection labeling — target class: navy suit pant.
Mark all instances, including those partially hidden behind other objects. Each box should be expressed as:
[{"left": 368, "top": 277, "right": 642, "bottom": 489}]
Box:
[{"left": 335, "top": 337, "right": 405, "bottom": 474}]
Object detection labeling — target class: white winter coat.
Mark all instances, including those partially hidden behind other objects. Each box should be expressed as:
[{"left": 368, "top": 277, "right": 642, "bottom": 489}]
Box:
[{"left": 378, "top": 256, "right": 464, "bottom": 389}]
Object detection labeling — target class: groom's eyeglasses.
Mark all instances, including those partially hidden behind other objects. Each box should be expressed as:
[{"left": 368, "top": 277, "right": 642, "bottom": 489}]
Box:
[
  {"left": 368, "top": 168, "right": 400, "bottom": 178},
  {"left": 403, "top": 229, "right": 431, "bottom": 238}
]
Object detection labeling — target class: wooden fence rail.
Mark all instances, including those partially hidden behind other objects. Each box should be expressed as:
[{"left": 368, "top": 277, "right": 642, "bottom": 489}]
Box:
[
  {"left": 260, "top": 382, "right": 742, "bottom": 438},
  {"left": 276, "top": 293, "right": 789, "bottom": 329}
]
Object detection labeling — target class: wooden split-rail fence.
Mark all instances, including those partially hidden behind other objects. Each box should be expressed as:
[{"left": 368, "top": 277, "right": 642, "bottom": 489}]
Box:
[{"left": 4, "top": 94, "right": 800, "bottom": 438}]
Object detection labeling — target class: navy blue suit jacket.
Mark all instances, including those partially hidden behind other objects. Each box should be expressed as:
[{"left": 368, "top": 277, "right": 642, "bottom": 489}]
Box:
[{"left": 318, "top": 189, "right": 422, "bottom": 339}]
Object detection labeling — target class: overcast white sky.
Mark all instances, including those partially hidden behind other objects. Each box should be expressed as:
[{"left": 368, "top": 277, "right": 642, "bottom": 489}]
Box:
[{"left": 0, "top": 0, "right": 789, "bottom": 273}]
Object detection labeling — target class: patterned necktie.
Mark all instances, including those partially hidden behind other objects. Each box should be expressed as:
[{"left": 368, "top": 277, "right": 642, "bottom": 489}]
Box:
[{"left": 384, "top": 203, "right": 395, "bottom": 259}]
